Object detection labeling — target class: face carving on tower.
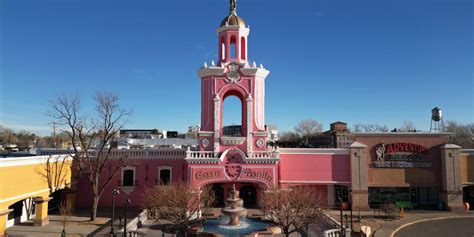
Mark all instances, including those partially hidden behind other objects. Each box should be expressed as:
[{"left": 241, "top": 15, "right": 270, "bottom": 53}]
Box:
[
  {"left": 225, "top": 63, "right": 241, "bottom": 84},
  {"left": 224, "top": 151, "right": 243, "bottom": 180}
]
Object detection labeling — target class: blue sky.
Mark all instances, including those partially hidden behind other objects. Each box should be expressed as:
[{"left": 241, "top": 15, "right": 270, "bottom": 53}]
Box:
[{"left": 0, "top": 0, "right": 472, "bottom": 136}]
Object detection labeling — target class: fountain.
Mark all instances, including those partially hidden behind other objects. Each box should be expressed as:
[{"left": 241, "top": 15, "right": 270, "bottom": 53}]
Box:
[
  {"left": 221, "top": 184, "right": 248, "bottom": 226},
  {"left": 202, "top": 184, "right": 272, "bottom": 236}
]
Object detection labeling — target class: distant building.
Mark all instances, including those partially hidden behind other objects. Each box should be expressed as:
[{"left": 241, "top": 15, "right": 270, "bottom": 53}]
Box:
[
  {"left": 164, "top": 131, "right": 178, "bottom": 138},
  {"left": 325, "top": 121, "right": 353, "bottom": 148},
  {"left": 186, "top": 125, "right": 200, "bottom": 139},
  {"left": 222, "top": 125, "right": 242, "bottom": 137},
  {"left": 120, "top": 129, "right": 160, "bottom": 139}
]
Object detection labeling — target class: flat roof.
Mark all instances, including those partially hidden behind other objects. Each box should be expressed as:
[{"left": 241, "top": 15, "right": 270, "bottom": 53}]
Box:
[{"left": 353, "top": 132, "right": 451, "bottom": 137}]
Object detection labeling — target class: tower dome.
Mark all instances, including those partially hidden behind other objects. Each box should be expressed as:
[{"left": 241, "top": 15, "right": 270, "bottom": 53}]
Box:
[
  {"left": 220, "top": 0, "right": 246, "bottom": 27},
  {"left": 220, "top": 14, "right": 246, "bottom": 27}
]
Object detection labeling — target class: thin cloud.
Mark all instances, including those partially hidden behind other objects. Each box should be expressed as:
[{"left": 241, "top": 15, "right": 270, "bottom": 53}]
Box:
[{"left": 0, "top": 121, "right": 51, "bottom": 134}]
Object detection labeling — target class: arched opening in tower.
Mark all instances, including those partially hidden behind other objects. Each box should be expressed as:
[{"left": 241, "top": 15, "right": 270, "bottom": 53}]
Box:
[
  {"left": 240, "top": 36, "right": 246, "bottom": 60},
  {"left": 222, "top": 95, "right": 243, "bottom": 137},
  {"left": 230, "top": 35, "right": 237, "bottom": 59}
]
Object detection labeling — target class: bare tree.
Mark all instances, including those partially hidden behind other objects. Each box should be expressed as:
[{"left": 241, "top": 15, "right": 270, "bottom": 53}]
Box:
[
  {"left": 38, "top": 155, "right": 71, "bottom": 195},
  {"left": 277, "top": 131, "right": 300, "bottom": 148},
  {"left": 294, "top": 119, "right": 323, "bottom": 147},
  {"left": 259, "top": 186, "right": 326, "bottom": 237},
  {"left": 398, "top": 121, "right": 417, "bottom": 132},
  {"left": 141, "top": 182, "right": 215, "bottom": 236},
  {"left": 59, "top": 200, "right": 73, "bottom": 237},
  {"left": 445, "top": 121, "right": 474, "bottom": 148},
  {"left": 352, "top": 123, "right": 389, "bottom": 132},
  {"left": 49, "top": 92, "right": 131, "bottom": 221}
]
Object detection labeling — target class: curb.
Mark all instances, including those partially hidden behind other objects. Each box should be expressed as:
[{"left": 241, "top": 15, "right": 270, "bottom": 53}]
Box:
[{"left": 390, "top": 215, "right": 474, "bottom": 237}]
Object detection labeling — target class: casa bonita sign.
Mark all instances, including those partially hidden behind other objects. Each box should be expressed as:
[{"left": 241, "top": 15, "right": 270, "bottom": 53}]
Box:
[
  {"left": 192, "top": 165, "right": 275, "bottom": 188},
  {"left": 374, "top": 143, "right": 432, "bottom": 168}
]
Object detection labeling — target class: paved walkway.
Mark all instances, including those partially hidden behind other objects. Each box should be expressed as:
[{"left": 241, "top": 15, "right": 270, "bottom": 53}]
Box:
[
  {"left": 6, "top": 208, "right": 139, "bottom": 237},
  {"left": 326, "top": 209, "right": 474, "bottom": 237},
  {"left": 6, "top": 215, "right": 108, "bottom": 237}
]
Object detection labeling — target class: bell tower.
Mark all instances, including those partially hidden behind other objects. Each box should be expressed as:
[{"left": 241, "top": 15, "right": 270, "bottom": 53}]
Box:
[{"left": 196, "top": 0, "right": 271, "bottom": 160}]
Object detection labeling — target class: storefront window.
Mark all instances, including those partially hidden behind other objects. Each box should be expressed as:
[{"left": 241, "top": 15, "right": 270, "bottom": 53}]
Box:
[
  {"left": 369, "top": 187, "right": 438, "bottom": 209},
  {"left": 369, "top": 187, "right": 409, "bottom": 208}
]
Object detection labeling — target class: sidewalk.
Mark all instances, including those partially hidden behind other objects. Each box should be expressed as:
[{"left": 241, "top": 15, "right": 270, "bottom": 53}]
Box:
[{"left": 6, "top": 208, "right": 140, "bottom": 237}]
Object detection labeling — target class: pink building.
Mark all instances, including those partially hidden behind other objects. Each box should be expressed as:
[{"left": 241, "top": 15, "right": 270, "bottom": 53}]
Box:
[{"left": 76, "top": 0, "right": 465, "bottom": 212}]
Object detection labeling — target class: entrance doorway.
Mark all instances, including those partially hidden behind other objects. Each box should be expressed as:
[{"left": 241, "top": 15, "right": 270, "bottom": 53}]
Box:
[
  {"left": 463, "top": 185, "right": 474, "bottom": 210},
  {"left": 211, "top": 184, "right": 225, "bottom": 207},
  {"left": 239, "top": 184, "right": 258, "bottom": 208}
]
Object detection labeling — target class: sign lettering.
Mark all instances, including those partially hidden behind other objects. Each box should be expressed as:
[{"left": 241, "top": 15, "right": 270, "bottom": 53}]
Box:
[{"left": 374, "top": 143, "right": 432, "bottom": 168}]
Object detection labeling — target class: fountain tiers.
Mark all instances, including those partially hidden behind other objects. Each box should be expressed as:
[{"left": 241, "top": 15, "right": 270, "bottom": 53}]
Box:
[{"left": 221, "top": 184, "right": 248, "bottom": 226}]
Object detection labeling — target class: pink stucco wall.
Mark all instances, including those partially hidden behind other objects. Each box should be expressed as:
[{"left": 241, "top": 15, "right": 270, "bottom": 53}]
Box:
[
  {"left": 76, "top": 158, "right": 187, "bottom": 208},
  {"left": 75, "top": 149, "right": 352, "bottom": 208},
  {"left": 279, "top": 149, "right": 351, "bottom": 188}
]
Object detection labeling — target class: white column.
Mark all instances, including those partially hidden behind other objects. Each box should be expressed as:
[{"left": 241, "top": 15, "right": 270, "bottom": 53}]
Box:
[
  {"left": 246, "top": 94, "right": 253, "bottom": 157},
  {"left": 213, "top": 94, "right": 220, "bottom": 158}
]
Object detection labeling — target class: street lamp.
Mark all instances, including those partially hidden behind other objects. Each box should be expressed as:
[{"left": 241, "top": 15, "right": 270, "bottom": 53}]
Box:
[
  {"left": 110, "top": 188, "right": 120, "bottom": 236},
  {"left": 123, "top": 199, "right": 131, "bottom": 237},
  {"left": 338, "top": 197, "right": 345, "bottom": 237},
  {"left": 348, "top": 188, "right": 353, "bottom": 232}
]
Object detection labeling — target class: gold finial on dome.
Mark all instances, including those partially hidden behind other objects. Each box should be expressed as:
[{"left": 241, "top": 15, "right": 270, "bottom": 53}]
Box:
[
  {"left": 230, "top": 0, "right": 236, "bottom": 14},
  {"left": 220, "top": 0, "right": 246, "bottom": 27}
]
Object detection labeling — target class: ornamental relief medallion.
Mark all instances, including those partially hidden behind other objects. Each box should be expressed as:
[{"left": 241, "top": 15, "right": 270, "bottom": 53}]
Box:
[
  {"left": 225, "top": 63, "right": 242, "bottom": 84},
  {"left": 201, "top": 138, "right": 209, "bottom": 148}
]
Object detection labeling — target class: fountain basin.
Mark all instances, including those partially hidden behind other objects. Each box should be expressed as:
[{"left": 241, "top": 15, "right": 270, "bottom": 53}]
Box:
[{"left": 203, "top": 216, "right": 273, "bottom": 236}]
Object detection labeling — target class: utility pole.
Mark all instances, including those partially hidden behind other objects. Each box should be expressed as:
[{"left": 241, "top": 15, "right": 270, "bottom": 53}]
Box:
[{"left": 52, "top": 122, "right": 57, "bottom": 148}]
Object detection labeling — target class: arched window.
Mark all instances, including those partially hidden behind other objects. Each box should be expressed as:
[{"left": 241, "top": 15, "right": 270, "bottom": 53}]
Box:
[
  {"left": 240, "top": 37, "right": 246, "bottom": 60},
  {"left": 122, "top": 167, "right": 135, "bottom": 186},
  {"left": 222, "top": 95, "right": 243, "bottom": 136},
  {"left": 230, "top": 35, "right": 236, "bottom": 59},
  {"left": 221, "top": 42, "right": 226, "bottom": 61},
  {"left": 158, "top": 166, "right": 172, "bottom": 185}
]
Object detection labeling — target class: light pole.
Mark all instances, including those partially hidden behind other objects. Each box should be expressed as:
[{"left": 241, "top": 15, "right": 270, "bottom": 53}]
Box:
[
  {"left": 110, "top": 188, "right": 120, "bottom": 236},
  {"left": 338, "top": 197, "right": 345, "bottom": 237},
  {"left": 123, "top": 199, "right": 131, "bottom": 237},
  {"left": 349, "top": 188, "right": 353, "bottom": 232}
]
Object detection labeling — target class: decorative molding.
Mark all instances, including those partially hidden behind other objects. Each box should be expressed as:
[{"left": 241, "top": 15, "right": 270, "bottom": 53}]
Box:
[
  {"left": 256, "top": 138, "right": 264, "bottom": 148},
  {"left": 220, "top": 136, "right": 246, "bottom": 145},
  {"left": 279, "top": 180, "right": 351, "bottom": 184},
  {"left": 0, "top": 155, "right": 72, "bottom": 168},
  {"left": 349, "top": 142, "right": 367, "bottom": 149},
  {"left": 441, "top": 144, "right": 462, "bottom": 149},
  {"left": 198, "top": 67, "right": 225, "bottom": 78},
  {"left": 461, "top": 149, "right": 474, "bottom": 154},
  {"left": 353, "top": 132, "right": 451, "bottom": 137},
  {"left": 216, "top": 25, "right": 250, "bottom": 35},
  {"left": 252, "top": 131, "right": 268, "bottom": 137},
  {"left": 198, "top": 131, "right": 214, "bottom": 137},
  {"left": 279, "top": 148, "right": 350, "bottom": 155},
  {"left": 240, "top": 67, "right": 270, "bottom": 78},
  {"left": 0, "top": 182, "right": 75, "bottom": 204}
]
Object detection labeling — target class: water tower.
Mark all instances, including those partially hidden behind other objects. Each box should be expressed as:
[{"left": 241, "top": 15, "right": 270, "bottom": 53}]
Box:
[{"left": 430, "top": 107, "right": 444, "bottom": 132}]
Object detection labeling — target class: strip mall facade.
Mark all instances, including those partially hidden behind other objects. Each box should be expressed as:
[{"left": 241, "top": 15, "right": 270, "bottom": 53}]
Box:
[{"left": 75, "top": 2, "right": 474, "bottom": 212}]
